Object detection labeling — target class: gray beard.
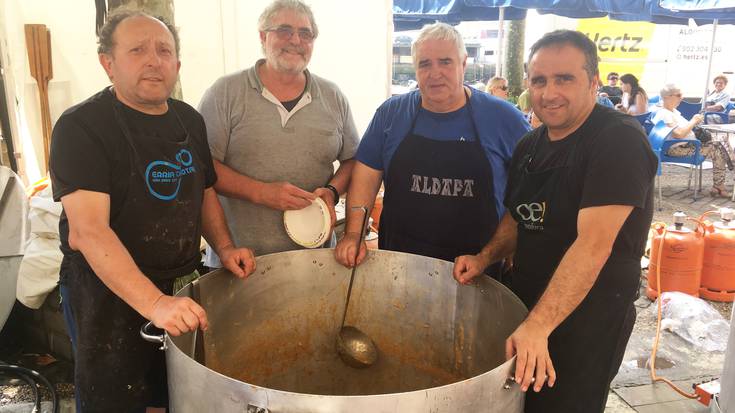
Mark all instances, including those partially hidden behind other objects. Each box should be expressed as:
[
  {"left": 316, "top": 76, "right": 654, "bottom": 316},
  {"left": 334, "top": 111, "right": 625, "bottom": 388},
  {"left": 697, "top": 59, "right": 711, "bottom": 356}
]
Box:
[{"left": 265, "top": 49, "right": 308, "bottom": 74}]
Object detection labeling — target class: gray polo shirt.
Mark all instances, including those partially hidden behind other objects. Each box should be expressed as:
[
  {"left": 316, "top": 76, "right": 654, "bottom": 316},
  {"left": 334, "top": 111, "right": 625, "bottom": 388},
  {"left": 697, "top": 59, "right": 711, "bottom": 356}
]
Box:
[{"left": 199, "top": 60, "right": 359, "bottom": 260}]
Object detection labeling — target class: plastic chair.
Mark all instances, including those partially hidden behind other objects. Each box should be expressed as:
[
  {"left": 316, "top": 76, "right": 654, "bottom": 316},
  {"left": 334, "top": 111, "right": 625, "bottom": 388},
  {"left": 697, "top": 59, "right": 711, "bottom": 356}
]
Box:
[
  {"left": 634, "top": 112, "right": 654, "bottom": 135},
  {"left": 677, "top": 101, "right": 702, "bottom": 121},
  {"left": 648, "top": 120, "right": 705, "bottom": 210},
  {"left": 647, "top": 120, "right": 670, "bottom": 210},
  {"left": 704, "top": 102, "right": 733, "bottom": 124},
  {"left": 704, "top": 112, "right": 730, "bottom": 124}
]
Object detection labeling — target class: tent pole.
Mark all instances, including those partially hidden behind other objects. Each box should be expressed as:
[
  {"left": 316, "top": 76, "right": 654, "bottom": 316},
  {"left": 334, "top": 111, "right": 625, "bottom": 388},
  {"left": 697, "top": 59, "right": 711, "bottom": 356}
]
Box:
[
  {"left": 702, "top": 18, "right": 718, "bottom": 110},
  {"left": 496, "top": 7, "right": 505, "bottom": 77}
]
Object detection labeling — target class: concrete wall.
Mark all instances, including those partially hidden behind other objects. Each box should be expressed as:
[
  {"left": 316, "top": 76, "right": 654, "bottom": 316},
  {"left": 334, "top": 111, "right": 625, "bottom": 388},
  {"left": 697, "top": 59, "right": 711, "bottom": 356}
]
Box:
[{"left": 1, "top": 0, "right": 393, "bottom": 183}]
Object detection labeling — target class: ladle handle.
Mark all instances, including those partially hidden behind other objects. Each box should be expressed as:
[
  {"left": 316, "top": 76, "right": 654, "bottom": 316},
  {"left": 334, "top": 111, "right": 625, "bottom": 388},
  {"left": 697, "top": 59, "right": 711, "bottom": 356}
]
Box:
[
  {"left": 190, "top": 279, "right": 206, "bottom": 365},
  {"left": 340, "top": 206, "right": 369, "bottom": 328}
]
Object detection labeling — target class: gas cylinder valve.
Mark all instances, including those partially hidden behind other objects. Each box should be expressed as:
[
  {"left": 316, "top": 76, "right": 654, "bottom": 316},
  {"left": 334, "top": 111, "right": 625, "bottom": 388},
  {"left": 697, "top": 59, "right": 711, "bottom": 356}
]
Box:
[
  {"left": 720, "top": 207, "right": 733, "bottom": 223},
  {"left": 673, "top": 211, "right": 686, "bottom": 230}
]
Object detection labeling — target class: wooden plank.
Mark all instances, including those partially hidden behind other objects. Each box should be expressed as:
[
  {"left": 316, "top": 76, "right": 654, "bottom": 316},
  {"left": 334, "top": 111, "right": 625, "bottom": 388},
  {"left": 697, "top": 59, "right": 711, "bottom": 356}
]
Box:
[{"left": 24, "top": 24, "right": 53, "bottom": 170}]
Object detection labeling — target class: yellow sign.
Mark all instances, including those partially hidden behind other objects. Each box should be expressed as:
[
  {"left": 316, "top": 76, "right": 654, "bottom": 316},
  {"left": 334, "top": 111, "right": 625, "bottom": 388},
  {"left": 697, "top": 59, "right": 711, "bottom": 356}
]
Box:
[{"left": 577, "top": 17, "right": 656, "bottom": 81}]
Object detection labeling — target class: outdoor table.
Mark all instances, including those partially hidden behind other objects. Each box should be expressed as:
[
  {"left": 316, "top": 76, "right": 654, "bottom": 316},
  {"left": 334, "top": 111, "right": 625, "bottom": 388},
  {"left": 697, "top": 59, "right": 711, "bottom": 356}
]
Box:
[{"left": 700, "top": 123, "right": 735, "bottom": 201}]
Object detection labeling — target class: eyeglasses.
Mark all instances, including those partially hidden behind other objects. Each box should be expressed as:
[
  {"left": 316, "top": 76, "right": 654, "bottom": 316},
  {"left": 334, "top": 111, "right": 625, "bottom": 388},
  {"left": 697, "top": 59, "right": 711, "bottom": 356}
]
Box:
[
  {"left": 496, "top": 85, "right": 508, "bottom": 91},
  {"left": 608, "top": 77, "right": 619, "bottom": 81},
  {"left": 265, "top": 25, "right": 316, "bottom": 42}
]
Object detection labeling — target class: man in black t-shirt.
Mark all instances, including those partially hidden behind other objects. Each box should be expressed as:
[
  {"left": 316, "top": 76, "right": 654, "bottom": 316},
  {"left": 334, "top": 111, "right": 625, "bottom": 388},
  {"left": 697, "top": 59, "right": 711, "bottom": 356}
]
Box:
[
  {"left": 453, "top": 30, "right": 656, "bottom": 412},
  {"left": 49, "top": 10, "right": 255, "bottom": 412}
]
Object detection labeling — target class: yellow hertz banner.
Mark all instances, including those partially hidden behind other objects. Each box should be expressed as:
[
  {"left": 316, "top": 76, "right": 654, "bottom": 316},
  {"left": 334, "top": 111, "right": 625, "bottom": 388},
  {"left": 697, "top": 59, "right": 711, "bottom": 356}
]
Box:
[{"left": 577, "top": 17, "right": 655, "bottom": 81}]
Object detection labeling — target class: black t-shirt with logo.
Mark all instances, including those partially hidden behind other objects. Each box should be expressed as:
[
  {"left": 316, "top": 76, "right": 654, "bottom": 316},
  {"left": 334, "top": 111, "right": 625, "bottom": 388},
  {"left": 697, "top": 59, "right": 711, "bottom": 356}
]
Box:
[
  {"left": 504, "top": 104, "right": 657, "bottom": 259},
  {"left": 50, "top": 88, "right": 216, "bottom": 274}
]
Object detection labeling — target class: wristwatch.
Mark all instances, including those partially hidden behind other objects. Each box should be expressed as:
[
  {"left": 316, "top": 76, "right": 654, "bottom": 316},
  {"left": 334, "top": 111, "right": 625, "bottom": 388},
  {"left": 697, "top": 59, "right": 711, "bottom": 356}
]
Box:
[{"left": 324, "top": 184, "right": 340, "bottom": 206}]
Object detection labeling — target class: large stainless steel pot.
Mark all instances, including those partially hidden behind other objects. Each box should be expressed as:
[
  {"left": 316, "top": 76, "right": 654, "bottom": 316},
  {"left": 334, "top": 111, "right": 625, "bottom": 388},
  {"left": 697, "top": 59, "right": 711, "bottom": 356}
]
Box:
[{"left": 142, "top": 249, "right": 528, "bottom": 412}]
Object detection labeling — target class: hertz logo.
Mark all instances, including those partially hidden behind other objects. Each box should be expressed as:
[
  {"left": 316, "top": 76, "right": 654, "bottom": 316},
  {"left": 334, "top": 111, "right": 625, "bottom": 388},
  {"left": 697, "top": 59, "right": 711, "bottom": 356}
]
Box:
[{"left": 584, "top": 33, "right": 643, "bottom": 53}]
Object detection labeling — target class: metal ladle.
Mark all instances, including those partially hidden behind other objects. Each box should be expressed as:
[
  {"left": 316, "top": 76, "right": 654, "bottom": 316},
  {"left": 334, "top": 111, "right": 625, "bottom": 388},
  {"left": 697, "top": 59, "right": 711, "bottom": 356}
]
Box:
[{"left": 336, "top": 206, "right": 378, "bottom": 369}]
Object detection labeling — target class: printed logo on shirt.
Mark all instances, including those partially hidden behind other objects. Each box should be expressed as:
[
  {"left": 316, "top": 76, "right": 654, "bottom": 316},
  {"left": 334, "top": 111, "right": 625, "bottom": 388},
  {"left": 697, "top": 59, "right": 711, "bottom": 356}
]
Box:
[
  {"left": 145, "top": 149, "right": 197, "bottom": 201},
  {"left": 516, "top": 201, "right": 546, "bottom": 231},
  {"left": 410, "top": 174, "right": 474, "bottom": 197}
]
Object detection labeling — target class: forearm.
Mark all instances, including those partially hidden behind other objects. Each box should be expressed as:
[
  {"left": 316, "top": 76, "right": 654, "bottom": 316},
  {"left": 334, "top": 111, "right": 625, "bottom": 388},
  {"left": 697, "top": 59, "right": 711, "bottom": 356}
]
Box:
[
  {"left": 477, "top": 212, "right": 518, "bottom": 265},
  {"left": 212, "top": 159, "right": 265, "bottom": 204},
  {"left": 73, "top": 228, "right": 163, "bottom": 320},
  {"left": 201, "top": 187, "right": 235, "bottom": 255},
  {"left": 344, "top": 162, "right": 383, "bottom": 234},
  {"left": 525, "top": 237, "right": 612, "bottom": 334},
  {"left": 672, "top": 120, "right": 698, "bottom": 139},
  {"left": 327, "top": 159, "right": 355, "bottom": 195}
]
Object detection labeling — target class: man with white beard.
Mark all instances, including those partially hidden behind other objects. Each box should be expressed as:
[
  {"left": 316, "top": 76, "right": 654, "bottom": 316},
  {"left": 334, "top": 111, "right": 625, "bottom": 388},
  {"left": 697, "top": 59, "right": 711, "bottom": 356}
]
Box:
[{"left": 198, "top": 0, "right": 359, "bottom": 260}]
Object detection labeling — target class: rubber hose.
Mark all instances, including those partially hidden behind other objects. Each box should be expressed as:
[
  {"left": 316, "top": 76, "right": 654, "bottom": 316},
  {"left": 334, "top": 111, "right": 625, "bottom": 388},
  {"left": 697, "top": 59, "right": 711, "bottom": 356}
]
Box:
[
  {"left": 15, "top": 373, "right": 40, "bottom": 412},
  {"left": 0, "top": 364, "right": 58, "bottom": 413}
]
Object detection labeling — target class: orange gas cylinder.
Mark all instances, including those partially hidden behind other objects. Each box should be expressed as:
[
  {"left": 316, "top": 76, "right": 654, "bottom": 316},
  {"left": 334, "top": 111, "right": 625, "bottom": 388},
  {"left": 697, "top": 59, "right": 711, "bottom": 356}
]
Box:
[
  {"left": 647, "top": 212, "right": 705, "bottom": 300},
  {"left": 700, "top": 208, "right": 735, "bottom": 302}
]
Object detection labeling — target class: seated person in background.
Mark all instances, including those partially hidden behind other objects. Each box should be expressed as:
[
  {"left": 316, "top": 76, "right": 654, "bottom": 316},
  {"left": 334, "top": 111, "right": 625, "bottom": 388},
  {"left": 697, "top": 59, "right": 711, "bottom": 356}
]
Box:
[
  {"left": 652, "top": 83, "right": 732, "bottom": 198},
  {"left": 517, "top": 77, "right": 531, "bottom": 114},
  {"left": 599, "top": 71, "right": 623, "bottom": 105},
  {"left": 617, "top": 73, "right": 648, "bottom": 115},
  {"left": 486, "top": 76, "right": 509, "bottom": 100},
  {"left": 705, "top": 74, "right": 731, "bottom": 113}
]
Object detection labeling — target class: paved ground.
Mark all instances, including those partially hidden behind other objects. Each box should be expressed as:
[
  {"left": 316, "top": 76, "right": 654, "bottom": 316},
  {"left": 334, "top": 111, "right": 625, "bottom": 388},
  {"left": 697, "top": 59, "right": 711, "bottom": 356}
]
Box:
[{"left": 605, "top": 162, "right": 734, "bottom": 412}]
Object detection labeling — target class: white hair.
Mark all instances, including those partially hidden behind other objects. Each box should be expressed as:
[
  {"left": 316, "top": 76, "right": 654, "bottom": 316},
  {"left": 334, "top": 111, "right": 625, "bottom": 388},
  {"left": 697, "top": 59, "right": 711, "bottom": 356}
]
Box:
[
  {"left": 411, "top": 22, "right": 467, "bottom": 67},
  {"left": 660, "top": 83, "right": 681, "bottom": 97},
  {"left": 257, "top": 0, "right": 318, "bottom": 37}
]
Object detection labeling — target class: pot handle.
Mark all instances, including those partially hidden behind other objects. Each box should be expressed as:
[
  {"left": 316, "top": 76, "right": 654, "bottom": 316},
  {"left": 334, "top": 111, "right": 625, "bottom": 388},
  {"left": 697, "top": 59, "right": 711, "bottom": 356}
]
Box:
[{"left": 140, "top": 321, "right": 167, "bottom": 350}]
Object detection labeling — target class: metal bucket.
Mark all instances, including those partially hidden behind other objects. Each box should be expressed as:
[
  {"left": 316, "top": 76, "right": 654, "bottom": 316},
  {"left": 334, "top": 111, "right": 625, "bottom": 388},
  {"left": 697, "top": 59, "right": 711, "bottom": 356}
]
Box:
[{"left": 142, "top": 249, "right": 528, "bottom": 412}]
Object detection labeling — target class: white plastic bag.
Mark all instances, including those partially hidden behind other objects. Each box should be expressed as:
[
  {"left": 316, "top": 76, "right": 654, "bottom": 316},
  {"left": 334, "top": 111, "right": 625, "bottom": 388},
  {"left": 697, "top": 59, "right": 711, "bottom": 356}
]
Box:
[
  {"left": 16, "top": 184, "right": 62, "bottom": 309},
  {"left": 649, "top": 291, "right": 730, "bottom": 352}
]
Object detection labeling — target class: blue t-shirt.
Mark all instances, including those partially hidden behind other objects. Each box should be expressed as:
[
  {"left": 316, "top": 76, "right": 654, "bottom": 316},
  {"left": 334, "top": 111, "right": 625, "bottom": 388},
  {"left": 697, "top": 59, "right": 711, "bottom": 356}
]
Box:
[{"left": 357, "top": 89, "right": 530, "bottom": 218}]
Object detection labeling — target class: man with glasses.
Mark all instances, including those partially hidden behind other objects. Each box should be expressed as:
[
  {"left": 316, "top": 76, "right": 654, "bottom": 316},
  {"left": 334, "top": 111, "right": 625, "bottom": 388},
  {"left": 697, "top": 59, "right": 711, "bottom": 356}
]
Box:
[
  {"left": 599, "top": 71, "right": 623, "bottom": 105},
  {"left": 198, "top": 0, "right": 359, "bottom": 259},
  {"left": 486, "top": 76, "right": 510, "bottom": 100}
]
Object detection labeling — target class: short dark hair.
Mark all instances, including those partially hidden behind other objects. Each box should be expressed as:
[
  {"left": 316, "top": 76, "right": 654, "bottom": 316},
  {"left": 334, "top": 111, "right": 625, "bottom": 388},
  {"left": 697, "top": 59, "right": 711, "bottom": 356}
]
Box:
[
  {"left": 97, "top": 9, "right": 180, "bottom": 56},
  {"left": 528, "top": 30, "right": 598, "bottom": 82},
  {"left": 607, "top": 72, "right": 619, "bottom": 79}
]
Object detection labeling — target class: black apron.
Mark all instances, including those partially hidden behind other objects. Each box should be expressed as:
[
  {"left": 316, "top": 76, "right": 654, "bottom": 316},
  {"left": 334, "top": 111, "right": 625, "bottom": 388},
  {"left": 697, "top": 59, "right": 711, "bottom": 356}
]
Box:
[
  {"left": 379, "top": 91, "right": 499, "bottom": 273},
  {"left": 109, "top": 92, "right": 205, "bottom": 279},
  {"left": 61, "top": 91, "right": 206, "bottom": 412},
  {"left": 506, "top": 125, "right": 639, "bottom": 413}
]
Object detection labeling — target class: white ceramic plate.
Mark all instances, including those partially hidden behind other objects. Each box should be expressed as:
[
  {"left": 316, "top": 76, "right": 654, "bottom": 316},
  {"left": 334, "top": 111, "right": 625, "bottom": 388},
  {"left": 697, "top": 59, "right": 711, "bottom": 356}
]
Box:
[{"left": 284, "top": 197, "right": 331, "bottom": 248}]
